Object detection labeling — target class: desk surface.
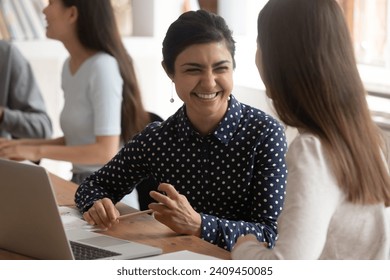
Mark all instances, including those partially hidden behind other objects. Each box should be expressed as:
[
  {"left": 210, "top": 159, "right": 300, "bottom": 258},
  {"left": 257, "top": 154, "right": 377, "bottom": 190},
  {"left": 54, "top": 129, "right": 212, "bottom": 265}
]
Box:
[{"left": 0, "top": 172, "right": 230, "bottom": 260}]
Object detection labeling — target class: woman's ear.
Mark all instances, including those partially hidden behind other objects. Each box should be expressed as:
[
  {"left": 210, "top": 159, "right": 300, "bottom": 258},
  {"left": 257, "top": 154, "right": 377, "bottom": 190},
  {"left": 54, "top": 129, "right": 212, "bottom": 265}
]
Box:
[
  {"left": 68, "top": 6, "right": 78, "bottom": 24},
  {"left": 161, "top": 61, "right": 174, "bottom": 81}
]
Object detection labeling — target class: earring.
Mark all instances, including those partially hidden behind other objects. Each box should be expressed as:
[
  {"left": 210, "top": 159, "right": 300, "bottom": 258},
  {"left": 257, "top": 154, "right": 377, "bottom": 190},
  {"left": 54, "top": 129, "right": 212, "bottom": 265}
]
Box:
[{"left": 170, "top": 81, "right": 175, "bottom": 103}]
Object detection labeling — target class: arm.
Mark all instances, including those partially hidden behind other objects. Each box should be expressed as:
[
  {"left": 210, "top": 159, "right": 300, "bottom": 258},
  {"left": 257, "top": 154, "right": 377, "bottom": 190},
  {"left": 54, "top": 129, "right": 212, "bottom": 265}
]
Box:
[
  {"left": 1, "top": 53, "right": 122, "bottom": 163},
  {"left": 35, "top": 135, "right": 119, "bottom": 164},
  {"left": 0, "top": 137, "right": 65, "bottom": 146},
  {"left": 0, "top": 44, "right": 52, "bottom": 139},
  {"left": 0, "top": 135, "right": 119, "bottom": 164},
  {"left": 149, "top": 183, "right": 202, "bottom": 237},
  {"left": 204, "top": 123, "right": 288, "bottom": 251},
  {"left": 232, "top": 134, "right": 341, "bottom": 259},
  {"left": 75, "top": 131, "right": 154, "bottom": 213}
]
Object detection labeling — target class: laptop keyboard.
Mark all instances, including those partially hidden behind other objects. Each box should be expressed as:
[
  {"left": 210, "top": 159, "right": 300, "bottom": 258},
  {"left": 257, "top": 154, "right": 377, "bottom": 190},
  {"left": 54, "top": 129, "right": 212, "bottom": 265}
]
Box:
[{"left": 70, "top": 241, "right": 121, "bottom": 260}]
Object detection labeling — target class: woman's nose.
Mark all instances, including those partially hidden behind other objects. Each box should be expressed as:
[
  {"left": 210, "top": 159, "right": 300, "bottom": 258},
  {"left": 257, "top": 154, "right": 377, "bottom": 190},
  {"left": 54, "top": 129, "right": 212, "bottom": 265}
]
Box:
[{"left": 200, "top": 70, "right": 217, "bottom": 89}]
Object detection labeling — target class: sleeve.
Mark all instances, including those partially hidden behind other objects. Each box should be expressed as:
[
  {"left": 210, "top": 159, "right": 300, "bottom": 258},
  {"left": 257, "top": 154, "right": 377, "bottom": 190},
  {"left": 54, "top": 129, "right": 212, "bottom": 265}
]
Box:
[
  {"left": 201, "top": 120, "right": 288, "bottom": 251},
  {"left": 232, "top": 239, "right": 278, "bottom": 260},
  {"left": 0, "top": 44, "right": 52, "bottom": 139},
  {"left": 74, "top": 126, "right": 155, "bottom": 212},
  {"left": 232, "top": 134, "right": 342, "bottom": 259},
  {"left": 88, "top": 55, "right": 122, "bottom": 136}
]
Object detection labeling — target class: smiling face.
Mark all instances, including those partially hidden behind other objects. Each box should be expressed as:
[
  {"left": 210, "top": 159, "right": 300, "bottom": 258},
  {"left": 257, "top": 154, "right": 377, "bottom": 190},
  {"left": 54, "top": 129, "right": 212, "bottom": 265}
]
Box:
[
  {"left": 43, "top": 0, "right": 76, "bottom": 42},
  {"left": 170, "top": 41, "right": 234, "bottom": 132}
]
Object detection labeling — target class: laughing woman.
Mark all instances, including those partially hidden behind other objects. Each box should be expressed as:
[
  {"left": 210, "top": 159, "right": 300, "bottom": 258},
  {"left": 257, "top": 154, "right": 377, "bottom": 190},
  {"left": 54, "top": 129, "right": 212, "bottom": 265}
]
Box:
[{"left": 74, "top": 10, "right": 288, "bottom": 251}]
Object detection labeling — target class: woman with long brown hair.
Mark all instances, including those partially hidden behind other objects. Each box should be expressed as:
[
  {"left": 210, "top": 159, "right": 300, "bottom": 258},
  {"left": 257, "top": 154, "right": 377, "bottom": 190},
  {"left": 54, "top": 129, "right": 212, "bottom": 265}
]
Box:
[
  {"left": 0, "top": 0, "right": 150, "bottom": 184},
  {"left": 233, "top": 0, "right": 390, "bottom": 259}
]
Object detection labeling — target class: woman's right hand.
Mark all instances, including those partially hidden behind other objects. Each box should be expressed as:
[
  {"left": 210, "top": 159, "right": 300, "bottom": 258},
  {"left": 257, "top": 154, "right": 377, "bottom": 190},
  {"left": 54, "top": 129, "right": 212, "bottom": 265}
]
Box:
[
  {"left": 0, "top": 138, "right": 19, "bottom": 149},
  {"left": 83, "top": 198, "right": 120, "bottom": 229}
]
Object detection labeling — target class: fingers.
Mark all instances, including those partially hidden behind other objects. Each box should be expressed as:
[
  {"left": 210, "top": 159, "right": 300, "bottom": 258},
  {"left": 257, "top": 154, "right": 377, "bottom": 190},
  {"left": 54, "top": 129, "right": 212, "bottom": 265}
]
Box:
[
  {"left": 148, "top": 183, "right": 202, "bottom": 236},
  {"left": 84, "top": 198, "right": 119, "bottom": 229},
  {"left": 0, "top": 139, "right": 16, "bottom": 150},
  {"left": 158, "top": 183, "right": 180, "bottom": 199},
  {"left": 0, "top": 138, "right": 10, "bottom": 148},
  {"left": 149, "top": 183, "right": 180, "bottom": 209},
  {"left": 148, "top": 184, "right": 177, "bottom": 218},
  {"left": 149, "top": 191, "right": 170, "bottom": 207},
  {"left": 0, "top": 144, "right": 24, "bottom": 160},
  {"left": 148, "top": 201, "right": 169, "bottom": 214},
  {"left": 0, "top": 146, "right": 13, "bottom": 159}
]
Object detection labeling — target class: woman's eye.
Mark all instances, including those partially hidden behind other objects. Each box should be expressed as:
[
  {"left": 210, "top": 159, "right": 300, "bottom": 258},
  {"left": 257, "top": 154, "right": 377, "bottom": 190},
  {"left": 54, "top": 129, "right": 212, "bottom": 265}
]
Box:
[
  {"left": 215, "top": 67, "right": 228, "bottom": 72},
  {"left": 185, "top": 68, "right": 201, "bottom": 73}
]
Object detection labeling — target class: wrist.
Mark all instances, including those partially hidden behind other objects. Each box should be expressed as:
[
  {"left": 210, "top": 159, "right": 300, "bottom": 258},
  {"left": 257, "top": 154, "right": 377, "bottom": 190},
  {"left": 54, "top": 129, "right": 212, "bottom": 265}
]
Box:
[
  {"left": 35, "top": 144, "right": 44, "bottom": 160},
  {"left": 192, "top": 213, "right": 202, "bottom": 237}
]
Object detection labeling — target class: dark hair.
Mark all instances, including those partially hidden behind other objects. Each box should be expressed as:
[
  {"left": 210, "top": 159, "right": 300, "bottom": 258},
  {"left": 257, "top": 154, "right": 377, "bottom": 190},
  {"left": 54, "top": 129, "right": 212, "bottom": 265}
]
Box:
[
  {"left": 61, "top": 0, "right": 149, "bottom": 142},
  {"left": 162, "top": 9, "right": 236, "bottom": 74},
  {"left": 257, "top": 0, "right": 390, "bottom": 205}
]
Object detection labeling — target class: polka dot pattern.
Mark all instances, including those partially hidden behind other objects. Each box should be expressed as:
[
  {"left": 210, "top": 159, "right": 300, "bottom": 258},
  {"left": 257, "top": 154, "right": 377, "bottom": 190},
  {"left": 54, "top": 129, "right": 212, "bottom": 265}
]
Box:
[{"left": 75, "top": 95, "right": 288, "bottom": 251}]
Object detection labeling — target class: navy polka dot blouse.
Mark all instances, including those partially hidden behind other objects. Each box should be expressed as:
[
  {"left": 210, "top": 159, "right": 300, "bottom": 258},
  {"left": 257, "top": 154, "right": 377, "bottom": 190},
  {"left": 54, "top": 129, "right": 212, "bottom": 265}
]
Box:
[{"left": 75, "top": 95, "right": 288, "bottom": 251}]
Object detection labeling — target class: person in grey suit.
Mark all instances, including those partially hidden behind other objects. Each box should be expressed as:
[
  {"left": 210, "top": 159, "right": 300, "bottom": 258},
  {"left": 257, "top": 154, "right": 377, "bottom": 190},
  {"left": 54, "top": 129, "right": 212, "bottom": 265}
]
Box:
[{"left": 0, "top": 40, "right": 52, "bottom": 139}]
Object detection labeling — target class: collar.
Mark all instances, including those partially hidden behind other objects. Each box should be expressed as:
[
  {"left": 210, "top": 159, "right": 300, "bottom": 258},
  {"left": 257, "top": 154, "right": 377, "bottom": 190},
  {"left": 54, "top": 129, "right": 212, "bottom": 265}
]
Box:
[{"left": 176, "top": 95, "right": 242, "bottom": 144}]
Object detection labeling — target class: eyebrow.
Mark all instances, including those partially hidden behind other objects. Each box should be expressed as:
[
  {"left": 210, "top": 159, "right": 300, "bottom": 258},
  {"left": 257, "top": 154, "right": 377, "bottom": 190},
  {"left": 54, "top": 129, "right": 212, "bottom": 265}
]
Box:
[{"left": 180, "top": 60, "right": 232, "bottom": 68}]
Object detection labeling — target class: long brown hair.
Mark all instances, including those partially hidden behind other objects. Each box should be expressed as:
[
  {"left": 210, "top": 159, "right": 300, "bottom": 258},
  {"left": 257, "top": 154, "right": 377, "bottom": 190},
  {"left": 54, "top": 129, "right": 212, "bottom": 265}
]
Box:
[
  {"left": 62, "top": 0, "right": 150, "bottom": 142},
  {"left": 258, "top": 0, "right": 390, "bottom": 205}
]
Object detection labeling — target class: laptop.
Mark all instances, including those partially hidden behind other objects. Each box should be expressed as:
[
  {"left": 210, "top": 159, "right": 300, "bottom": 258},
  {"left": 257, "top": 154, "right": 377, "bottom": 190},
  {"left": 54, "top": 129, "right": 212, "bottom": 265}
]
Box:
[{"left": 0, "top": 158, "right": 162, "bottom": 260}]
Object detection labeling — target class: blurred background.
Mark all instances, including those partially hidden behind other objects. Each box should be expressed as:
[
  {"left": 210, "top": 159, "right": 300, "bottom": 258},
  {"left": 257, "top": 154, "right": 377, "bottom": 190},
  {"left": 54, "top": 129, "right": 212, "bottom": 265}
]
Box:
[{"left": 1, "top": 0, "right": 388, "bottom": 178}]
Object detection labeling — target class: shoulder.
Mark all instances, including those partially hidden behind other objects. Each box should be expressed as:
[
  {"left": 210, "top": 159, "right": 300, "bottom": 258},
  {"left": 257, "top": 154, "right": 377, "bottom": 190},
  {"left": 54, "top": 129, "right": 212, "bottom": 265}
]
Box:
[
  {"left": 126, "top": 121, "right": 167, "bottom": 150},
  {"left": 238, "top": 98, "right": 285, "bottom": 131},
  {"left": 87, "top": 53, "right": 121, "bottom": 83},
  {"left": 88, "top": 53, "right": 120, "bottom": 74},
  {"left": 287, "top": 132, "right": 332, "bottom": 176},
  {"left": 285, "top": 133, "right": 344, "bottom": 211},
  {"left": 132, "top": 111, "right": 179, "bottom": 142},
  {"left": 288, "top": 133, "right": 323, "bottom": 156},
  {"left": 91, "top": 52, "right": 117, "bottom": 64},
  {"left": 141, "top": 115, "right": 174, "bottom": 136},
  {"left": 0, "top": 41, "right": 27, "bottom": 68},
  {"left": 0, "top": 40, "right": 11, "bottom": 55},
  {"left": 240, "top": 102, "right": 287, "bottom": 146}
]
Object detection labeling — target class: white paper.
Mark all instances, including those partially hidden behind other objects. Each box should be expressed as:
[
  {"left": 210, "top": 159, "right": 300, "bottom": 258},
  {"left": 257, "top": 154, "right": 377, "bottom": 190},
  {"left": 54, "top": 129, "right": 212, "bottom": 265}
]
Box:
[
  {"left": 58, "top": 206, "right": 97, "bottom": 231},
  {"left": 140, "top": 250, "right": 220, "bottom": 260}
]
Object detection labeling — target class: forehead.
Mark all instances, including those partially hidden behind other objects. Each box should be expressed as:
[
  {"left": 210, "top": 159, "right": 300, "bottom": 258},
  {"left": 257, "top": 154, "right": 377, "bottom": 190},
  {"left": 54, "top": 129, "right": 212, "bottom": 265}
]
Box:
[{"left": 175, "top": 42, "right": 232, "bottom": 65}]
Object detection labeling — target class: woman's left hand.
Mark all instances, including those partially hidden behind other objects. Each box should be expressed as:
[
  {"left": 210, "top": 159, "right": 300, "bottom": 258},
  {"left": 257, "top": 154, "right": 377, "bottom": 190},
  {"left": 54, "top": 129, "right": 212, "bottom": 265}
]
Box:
[
  {"left": 234, "top": 234, "right": 267, "bottom": 249},
  {"left": 149, "top": 183, "right": 201, "bottom": 237}
]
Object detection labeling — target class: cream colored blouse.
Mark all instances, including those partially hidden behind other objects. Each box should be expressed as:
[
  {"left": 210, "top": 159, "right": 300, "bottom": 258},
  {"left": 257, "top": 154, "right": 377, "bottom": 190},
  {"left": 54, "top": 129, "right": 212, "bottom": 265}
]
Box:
[{"left": 232, "top": 132, "right": 390, "bottom": 259}]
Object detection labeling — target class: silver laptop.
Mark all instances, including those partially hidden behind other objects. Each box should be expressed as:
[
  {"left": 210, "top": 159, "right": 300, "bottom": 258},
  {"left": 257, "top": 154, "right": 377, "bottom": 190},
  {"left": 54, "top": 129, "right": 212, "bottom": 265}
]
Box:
[{"left": 0, "top": 158, "right": 162, "bottom": 260}]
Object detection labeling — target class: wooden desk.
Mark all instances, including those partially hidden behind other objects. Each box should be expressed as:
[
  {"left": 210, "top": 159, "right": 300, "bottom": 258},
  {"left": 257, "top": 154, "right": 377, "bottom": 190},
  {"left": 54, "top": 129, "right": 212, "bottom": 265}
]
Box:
[{"left": 0, "top": 173, "right": 230, "bottom": 260}]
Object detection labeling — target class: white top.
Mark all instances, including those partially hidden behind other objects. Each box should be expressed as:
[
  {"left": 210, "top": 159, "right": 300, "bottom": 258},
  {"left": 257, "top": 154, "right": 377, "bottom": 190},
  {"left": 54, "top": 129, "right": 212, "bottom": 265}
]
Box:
[
  {"left": 60, "top": 52, "right": 122, "bottom": 173},
  {"left": 232, "top": 132, "right": 390, "bottom": 259}
]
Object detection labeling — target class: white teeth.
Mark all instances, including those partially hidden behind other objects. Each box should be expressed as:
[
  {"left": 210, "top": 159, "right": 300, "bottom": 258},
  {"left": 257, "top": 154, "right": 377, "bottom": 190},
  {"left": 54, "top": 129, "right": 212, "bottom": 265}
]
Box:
[{"left": 195, "top": 92, "right": 218, "bottom": 99}]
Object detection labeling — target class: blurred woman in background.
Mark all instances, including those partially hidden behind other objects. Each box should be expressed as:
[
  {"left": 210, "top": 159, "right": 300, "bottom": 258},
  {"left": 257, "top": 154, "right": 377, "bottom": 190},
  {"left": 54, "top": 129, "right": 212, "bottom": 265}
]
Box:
[{"left": 0, "top": 0, "right": 151, "bottom": 188}]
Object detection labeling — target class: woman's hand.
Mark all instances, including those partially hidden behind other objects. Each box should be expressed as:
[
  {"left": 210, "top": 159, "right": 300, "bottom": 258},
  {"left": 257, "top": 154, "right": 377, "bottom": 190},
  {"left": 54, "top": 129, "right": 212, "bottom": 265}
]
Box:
[
  {"left": 0, "top": 139, "right": 37, "bottom": 161},
  {"left": 234, "top": 234, "right": 266, "bottom": 248},
  {"left": 83, "top": 198, "right": 120, "bottom": 229},
  {"left": 149, "top": 183, "right": 201, "bottom": 237}
]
